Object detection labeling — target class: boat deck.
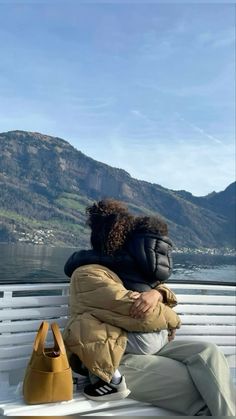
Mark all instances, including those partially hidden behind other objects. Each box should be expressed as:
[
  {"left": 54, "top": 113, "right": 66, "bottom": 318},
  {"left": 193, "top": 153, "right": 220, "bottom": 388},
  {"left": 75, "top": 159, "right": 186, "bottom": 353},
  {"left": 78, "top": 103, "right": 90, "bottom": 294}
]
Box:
[{"left": 0, "top": 281, "right": 235, "bottom": 416}]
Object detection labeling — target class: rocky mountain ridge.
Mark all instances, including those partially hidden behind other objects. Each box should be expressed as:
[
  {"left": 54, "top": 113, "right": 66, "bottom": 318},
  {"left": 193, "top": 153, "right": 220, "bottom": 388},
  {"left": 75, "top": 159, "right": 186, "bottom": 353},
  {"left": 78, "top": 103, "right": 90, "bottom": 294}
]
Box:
[{"left": 0, "top": 130, "right": 235, "bottom": 249}]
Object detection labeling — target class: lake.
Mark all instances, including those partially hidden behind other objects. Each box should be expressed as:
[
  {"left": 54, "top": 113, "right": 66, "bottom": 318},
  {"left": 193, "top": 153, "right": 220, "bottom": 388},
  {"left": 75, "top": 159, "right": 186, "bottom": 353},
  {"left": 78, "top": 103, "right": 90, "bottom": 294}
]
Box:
[{"left": 0, "top": 243, "right": 235, "bottom": 285}]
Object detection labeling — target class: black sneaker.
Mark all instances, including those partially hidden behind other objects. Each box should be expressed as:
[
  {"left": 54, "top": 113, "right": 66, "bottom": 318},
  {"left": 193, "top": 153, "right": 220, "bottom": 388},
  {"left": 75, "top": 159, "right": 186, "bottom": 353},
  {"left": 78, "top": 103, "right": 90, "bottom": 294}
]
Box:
[{"left": 83, "top": 376, "right": 131, "bottom": 401}]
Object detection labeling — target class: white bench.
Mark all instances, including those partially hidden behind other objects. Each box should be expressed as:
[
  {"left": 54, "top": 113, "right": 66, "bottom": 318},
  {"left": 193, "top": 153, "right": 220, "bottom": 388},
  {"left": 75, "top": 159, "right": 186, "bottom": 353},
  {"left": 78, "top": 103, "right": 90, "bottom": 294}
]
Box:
[{"left": 0, "top": 281, "right": 235, "bottom": 416}]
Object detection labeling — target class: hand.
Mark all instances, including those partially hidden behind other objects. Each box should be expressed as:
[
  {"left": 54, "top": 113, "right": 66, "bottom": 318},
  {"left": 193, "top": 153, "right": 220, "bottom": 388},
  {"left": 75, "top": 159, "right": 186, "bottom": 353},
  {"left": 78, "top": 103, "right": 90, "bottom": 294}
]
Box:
[
  {"left": 130, "top": 289, "right": 163, "bottom": 319},
  {"left": 130, "top": 291, "right": 141, "bottom": 300},
  {"left": 168, "top": 329, "right": 176, "bottom": 342}
]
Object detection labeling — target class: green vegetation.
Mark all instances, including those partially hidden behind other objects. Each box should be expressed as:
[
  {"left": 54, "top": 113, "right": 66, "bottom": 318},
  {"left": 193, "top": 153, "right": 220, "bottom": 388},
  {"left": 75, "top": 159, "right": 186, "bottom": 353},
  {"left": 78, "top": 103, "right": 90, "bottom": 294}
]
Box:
[
  {"left": 0, "top": 130, "right": 235, "bottom": 249},
  {"left": 127, "top": 202, "right": 157, "bottom": 216},
  {"left": 61, "top": 192, "right": 93, "bottom": 205},
  {"left": 0, "top": 209, "right": 41, "bottom": 225},
  {"left": 0, "top": 208, "right": 89, "bottom": 247}
]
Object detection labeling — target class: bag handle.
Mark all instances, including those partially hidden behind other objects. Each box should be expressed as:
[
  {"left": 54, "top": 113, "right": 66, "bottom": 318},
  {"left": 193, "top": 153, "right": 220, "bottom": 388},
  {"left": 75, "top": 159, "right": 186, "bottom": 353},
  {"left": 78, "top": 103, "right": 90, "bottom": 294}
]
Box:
[
  {"left": 33, "top": 321, "right": 49, "bottom": 354},
  {"left": 51, "top": 322, "right": 66, "bottom": 355}
]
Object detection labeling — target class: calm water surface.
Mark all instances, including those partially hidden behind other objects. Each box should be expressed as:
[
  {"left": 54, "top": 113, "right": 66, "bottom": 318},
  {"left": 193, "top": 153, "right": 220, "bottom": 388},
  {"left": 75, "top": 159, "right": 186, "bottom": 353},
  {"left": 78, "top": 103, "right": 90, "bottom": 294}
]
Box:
[{"left": 0, "top": 244, "right": 235, "bottom": 284}]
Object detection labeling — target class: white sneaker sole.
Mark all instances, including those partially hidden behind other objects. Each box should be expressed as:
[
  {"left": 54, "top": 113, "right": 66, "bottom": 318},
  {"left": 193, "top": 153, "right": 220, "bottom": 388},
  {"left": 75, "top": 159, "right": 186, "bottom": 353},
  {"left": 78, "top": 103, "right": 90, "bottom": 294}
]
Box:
[{"left": 83, "top": 388, "right": 131, "bottom": 401}]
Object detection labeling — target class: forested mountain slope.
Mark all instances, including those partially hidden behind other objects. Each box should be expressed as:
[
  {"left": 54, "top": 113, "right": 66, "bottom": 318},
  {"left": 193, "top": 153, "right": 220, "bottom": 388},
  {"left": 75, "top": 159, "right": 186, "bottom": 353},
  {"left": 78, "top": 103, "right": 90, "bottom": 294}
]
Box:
[{"left": 0, "top": 130, "right": 234, "bottom": 249}]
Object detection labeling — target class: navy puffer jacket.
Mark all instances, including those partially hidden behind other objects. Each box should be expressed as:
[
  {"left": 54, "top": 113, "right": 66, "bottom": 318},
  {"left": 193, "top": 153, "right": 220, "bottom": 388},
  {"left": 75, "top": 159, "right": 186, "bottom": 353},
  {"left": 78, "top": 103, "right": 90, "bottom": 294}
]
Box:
[{"left": 64, "top": 231, "right": 173, "bottom": 292}]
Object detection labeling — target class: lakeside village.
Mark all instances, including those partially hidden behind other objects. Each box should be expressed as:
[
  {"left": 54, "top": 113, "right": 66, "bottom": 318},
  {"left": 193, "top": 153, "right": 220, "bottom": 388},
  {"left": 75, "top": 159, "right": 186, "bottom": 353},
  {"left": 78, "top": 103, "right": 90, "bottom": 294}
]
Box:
[{"left": 14, "top": 227, "right": 236, "bottom": 257}]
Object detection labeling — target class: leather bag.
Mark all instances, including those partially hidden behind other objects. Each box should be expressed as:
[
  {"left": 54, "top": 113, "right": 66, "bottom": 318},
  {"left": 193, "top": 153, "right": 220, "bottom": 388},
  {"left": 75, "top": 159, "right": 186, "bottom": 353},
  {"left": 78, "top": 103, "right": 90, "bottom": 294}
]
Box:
[{"left": 23, "top": 321, "right": 73, "bottom": 404}]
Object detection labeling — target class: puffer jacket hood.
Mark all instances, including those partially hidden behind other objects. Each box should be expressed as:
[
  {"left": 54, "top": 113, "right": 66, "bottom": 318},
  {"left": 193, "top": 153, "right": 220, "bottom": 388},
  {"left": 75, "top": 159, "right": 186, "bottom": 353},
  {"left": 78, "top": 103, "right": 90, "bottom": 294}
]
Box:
[{"left": 64, "top": 232, "right": 173, "bottom": 292}]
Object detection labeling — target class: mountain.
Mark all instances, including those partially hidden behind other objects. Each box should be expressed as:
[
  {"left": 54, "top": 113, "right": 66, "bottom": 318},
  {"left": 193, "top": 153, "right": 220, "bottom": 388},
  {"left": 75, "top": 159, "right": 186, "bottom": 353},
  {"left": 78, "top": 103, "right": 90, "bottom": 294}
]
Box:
[{"left": 0, "top": 130, "right": 235, "bottom": 250}]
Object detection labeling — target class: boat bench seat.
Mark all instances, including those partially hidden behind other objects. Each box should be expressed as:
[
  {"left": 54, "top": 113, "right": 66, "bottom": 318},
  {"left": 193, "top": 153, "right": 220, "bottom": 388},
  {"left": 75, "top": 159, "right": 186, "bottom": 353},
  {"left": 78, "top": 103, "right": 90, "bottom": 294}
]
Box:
[{"left": 0, "top": 282, "right": 235, "bottom": 416}]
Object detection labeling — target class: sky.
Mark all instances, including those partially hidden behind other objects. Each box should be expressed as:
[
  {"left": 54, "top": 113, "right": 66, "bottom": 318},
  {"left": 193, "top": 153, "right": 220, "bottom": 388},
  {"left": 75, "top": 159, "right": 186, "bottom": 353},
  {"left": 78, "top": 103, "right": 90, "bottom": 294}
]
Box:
[{"left": 0, "top": 1, "right": 235, "bottom": 196}]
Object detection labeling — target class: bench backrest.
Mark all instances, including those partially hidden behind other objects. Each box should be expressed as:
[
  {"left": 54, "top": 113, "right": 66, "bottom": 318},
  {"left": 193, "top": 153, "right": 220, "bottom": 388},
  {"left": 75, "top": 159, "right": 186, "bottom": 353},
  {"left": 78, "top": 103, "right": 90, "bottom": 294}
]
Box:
[{"left": 0, "top": 282, "right": 235, "bottom": 399}]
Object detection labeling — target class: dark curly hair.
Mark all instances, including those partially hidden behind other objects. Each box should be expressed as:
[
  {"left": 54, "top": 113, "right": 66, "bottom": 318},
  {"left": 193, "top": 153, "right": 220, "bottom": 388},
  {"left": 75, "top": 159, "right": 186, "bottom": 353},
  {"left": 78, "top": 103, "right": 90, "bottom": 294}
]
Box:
[
  {"left": 133, "top": 215, "right": 168, "bottom": 236},
  {"left": 86, "top": 199, "right": 169, "bottom": 255},
  {"left": 86, "top": 199, "right": 134, "bottom": 254}
]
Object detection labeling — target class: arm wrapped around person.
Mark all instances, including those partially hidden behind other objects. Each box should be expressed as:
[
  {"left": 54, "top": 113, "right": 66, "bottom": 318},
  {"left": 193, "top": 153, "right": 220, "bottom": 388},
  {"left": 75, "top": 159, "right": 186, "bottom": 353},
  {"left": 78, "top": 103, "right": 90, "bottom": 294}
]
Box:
[
  {"left": 69, "top": 264, "right": 181, "bottom": 331},
  {"left": 64, "top": 264, "right": 180, "bottom": 382}
]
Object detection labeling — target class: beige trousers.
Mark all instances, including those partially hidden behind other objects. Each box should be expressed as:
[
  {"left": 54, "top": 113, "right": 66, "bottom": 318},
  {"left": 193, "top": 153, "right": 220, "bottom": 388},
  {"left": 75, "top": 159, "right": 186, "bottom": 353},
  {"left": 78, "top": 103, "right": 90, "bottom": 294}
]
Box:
[{"left": 119, "top": 340, "right": 235, "bottom": 416}]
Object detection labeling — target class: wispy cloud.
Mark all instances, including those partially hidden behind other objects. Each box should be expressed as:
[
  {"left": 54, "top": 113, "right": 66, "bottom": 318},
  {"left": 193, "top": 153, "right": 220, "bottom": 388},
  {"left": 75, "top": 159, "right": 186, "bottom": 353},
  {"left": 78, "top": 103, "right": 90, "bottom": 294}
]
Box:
[
  {"left": 176, "top": 114, "right": 223, "bottom": 144},
  {"left": 139, "top": 33, "right": 175, "bottom": 61},
  {"left": 130, "top": 109, "right": 144, "bottom": 118},
  {"left": 198, "top": 28, "right": 235, "bottom": 49},
  {"left": 130, "top": 109, "right": 157, "bottom": 124},
  {"left": 86, "top": 131, "right": 234, "bottom": 196},
  {"left": 137, "top": 63, "right": 233, "bottom": 105},
  {"left": 0, "top": 2, "right": 234, "bottom": 195},
  {"left": 69, "top": 97, "right": 115, "bottom": 110}
]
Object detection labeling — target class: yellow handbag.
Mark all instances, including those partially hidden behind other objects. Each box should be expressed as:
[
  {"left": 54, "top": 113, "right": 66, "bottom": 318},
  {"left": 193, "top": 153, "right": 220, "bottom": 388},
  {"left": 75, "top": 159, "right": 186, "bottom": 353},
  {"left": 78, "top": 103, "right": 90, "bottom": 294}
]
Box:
[{"left": 23, "top": 321, "right": 73, "bottom": 404}]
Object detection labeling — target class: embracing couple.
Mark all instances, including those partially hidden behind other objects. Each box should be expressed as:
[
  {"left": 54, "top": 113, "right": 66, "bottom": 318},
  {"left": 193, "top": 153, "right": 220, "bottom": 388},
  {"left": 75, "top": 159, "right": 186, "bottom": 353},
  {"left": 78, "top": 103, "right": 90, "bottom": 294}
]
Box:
[{"left": 63, "top": 199, "right": 235, "bottom": 417}]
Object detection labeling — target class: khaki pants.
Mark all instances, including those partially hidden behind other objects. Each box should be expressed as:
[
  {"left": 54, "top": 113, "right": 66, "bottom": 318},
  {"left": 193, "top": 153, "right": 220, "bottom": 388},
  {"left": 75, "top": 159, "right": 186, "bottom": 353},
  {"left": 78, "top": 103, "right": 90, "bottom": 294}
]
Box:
[{"left": 119, "top": 340, "right": 235, "bottom": 416}]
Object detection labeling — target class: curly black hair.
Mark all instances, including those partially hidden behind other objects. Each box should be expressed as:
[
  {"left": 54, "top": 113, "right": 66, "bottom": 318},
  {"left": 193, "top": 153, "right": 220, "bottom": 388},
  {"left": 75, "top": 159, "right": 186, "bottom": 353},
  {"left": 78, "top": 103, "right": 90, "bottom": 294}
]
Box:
[
  {"left": 86, "top": 199, "right": 169, "bottom": 255},
  {"left": 86, "top": 199, "right": 134, "bottom": 254},
  {"left": 133, "top": 215, "right": 168, "bottom": 236}
]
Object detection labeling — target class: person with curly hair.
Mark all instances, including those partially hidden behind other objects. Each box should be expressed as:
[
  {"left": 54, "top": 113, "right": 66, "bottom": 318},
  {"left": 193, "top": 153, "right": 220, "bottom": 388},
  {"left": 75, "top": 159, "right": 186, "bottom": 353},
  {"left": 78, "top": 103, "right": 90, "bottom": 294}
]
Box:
[
  {"left": 64, "top": 199, "right": 178, "bottom": 396},
  {"left": 63, "top": 199, "right": 235, "bottom": 416}
]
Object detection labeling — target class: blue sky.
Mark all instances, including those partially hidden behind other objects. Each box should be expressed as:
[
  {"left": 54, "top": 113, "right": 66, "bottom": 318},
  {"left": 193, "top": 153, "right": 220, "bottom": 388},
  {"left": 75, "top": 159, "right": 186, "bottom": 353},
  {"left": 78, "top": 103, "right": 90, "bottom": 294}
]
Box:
[{"left": 0, "top": 1, "right": 235, "bottom": 196}]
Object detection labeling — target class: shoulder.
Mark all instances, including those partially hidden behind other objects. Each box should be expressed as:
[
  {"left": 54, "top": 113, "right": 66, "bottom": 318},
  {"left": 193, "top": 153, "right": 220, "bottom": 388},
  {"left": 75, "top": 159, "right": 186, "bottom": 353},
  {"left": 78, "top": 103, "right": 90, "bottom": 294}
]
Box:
[
  {"left": 66, "top": 249, "right": 97, "bottom": 263},
  {"left": 64, "top": 249, "right": 99, "bottom": 277}
]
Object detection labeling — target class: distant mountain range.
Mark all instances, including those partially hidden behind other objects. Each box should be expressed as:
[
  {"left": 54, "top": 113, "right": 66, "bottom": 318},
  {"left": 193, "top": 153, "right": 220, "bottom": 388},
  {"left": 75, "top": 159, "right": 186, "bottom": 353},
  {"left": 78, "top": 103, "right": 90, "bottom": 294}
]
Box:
[{"left": 0, "top": 130, "right": 235, "bottom": 250}]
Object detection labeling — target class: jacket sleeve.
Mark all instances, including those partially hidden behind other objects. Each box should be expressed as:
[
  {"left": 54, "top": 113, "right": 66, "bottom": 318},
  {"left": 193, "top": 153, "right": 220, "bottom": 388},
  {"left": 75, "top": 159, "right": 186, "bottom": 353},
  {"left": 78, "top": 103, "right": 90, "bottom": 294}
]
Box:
[
  {"left": 93, "top": 302, "right": 181, "bottom": 332},
  {"left": 127, "top": 233, "right": 173, "bottom": 283},
  {"left": 72, "top": 266, "right": 181, "bottom": 333},
  {"left": 155, "top": 284, "right": 178, "bottom": 308}
]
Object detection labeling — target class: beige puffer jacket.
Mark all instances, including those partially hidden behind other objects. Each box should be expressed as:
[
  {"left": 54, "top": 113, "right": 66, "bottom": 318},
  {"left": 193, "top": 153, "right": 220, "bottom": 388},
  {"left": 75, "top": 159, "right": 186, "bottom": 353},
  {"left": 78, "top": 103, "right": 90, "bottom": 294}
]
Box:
[{"left": 63, "top": 264, "right": 181, "bottom": 382}]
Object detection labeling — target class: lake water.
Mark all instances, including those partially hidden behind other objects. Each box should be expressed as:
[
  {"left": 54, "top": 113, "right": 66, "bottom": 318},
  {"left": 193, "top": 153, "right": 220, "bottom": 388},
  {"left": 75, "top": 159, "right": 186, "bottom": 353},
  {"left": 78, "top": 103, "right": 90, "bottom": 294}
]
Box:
[{"left": 0, "top": 243, "right": 235, "bottom": 285}]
